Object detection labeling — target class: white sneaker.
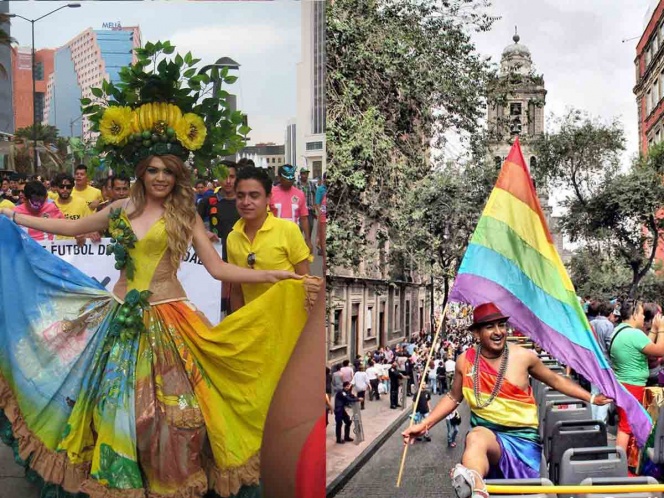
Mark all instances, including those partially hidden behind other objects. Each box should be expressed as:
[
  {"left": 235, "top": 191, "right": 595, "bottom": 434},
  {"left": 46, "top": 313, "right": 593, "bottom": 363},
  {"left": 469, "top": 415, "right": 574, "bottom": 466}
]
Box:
[{"left": 450, "top": 464, "right": 489, "bottom": 498}]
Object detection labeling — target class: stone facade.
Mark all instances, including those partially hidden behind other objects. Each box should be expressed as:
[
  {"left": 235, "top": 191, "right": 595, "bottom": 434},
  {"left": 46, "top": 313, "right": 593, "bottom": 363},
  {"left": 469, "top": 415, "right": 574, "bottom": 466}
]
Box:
[
  {"left": 486, "top": 31, "right": 569, "bottom": 263},
  {"left": 326, "top": 220, "right": 430, "bottom": 367}
]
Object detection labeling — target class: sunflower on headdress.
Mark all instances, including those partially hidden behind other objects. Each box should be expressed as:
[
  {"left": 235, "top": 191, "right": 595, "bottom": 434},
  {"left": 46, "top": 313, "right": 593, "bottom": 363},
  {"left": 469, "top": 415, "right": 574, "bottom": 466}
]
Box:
[
  {"left": 99, "top": 106, "right": 134, "bottom": 145},
  {"left": 176, "top": 113, "right": 207, "bottom": 151},
  {"left": 82, "top": 40, "right": 249, "bottom": 175}
]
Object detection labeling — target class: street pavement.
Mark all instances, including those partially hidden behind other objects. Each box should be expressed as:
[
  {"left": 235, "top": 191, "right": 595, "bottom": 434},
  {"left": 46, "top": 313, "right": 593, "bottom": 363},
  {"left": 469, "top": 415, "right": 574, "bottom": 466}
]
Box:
[
  {"left": 333, "top": 398, "right": 471, "bottom": 498},
  {"left": 326, "top": 385, "right": 415, "bottom": 487},
  {"left": 0, "top": 444, "right": 40, "bottom": 497}
]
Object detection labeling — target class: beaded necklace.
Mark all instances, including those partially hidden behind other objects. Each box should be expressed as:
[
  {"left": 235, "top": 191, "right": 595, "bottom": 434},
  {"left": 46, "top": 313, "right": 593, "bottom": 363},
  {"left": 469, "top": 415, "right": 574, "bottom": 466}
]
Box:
[{"left": 472, "top": 343, "right": 509, "bottom": 409}]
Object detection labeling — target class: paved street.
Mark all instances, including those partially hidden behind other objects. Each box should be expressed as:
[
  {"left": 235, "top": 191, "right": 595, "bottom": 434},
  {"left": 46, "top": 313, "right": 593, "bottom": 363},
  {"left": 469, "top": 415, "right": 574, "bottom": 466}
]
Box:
[
  {"left": 0, "top": 444, "right": 39, "bottom": 497},
  {"left": 333, "top": 400, "right": 471, "bottom": 498}
]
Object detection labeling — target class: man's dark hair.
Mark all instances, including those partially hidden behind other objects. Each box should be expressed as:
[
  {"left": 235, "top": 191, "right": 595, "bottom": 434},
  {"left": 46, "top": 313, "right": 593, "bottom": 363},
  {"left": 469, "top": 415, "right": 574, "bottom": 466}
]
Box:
[
  {"left": 342, "top": 359, "right": 350, "bottom": 367},
  {"left": 53, "top": 172, "right": 74, "bottom": 187},
  {"left": 75, "top": 164, "right": 87, "bottom": 173},
  {"left": 587, "top": 300, "right": 601, "bottom": 317},
  {"left": 644, "top": 303, "right": 660, "bottom": 323},
  {"left": 24, "top": 180, "right": 47, "bottom": 199},
  {"left": 619, "top": 299, "right": 642, "bottom": 323},
  {"left": 195, "top": 179, "right": 206, "bottom": 187},
  {"left": 235, "top": 166, "right": 272, "bottom": 195},
  {"left": 342, "top": 381, "right": 351, "bottom": 388},
  {"left": 218, "top": 160, "right": 238, "bottom": 171},
  {"left": 598, "top": 301, "right": 614, "bottom": 318},
  {"left": 111, "top": 174, "right": 130, "bottom": 188},
  {"left": 237, "top": 157, "right": 255, "bottom": 168}
]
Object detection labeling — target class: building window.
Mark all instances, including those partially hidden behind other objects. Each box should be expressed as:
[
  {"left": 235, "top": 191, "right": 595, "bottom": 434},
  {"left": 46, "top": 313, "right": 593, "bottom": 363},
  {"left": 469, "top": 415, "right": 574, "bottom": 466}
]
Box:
[
  {"left": 312, "top": 160, "right": 323, "bottom": 179},
  {"left": 655, "top": 79, "right": 660, "bottom": 103},
  {"left": 647, "top": 90, "right": 653, "bottom": 115},
  {"left": 333, "top": 309, "right": 343, "bottom": 346},
  {"left": 306, "top": 141, "right": 323, "bottom": 151},
  {"left": 34, "top": 62, "right": 44, "bottom": 81},
  {"left": 655, "top": 35, "right": 660, "bottom": 55},
  {"left": 366, "top": 306, "right": 373, "bottom": 338},
  {"left": 394, "top": 303, "right": 400, "bottom": 332},
  {"left": 34, "top": 93, "right": 45, "bottom": 123}
]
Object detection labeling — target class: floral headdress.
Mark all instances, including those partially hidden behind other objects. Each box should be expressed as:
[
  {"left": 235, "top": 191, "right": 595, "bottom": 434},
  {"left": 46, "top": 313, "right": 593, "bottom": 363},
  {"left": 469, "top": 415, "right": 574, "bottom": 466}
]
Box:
[{"left": 82, "top": 40, "right": 249, "bottom": 174}]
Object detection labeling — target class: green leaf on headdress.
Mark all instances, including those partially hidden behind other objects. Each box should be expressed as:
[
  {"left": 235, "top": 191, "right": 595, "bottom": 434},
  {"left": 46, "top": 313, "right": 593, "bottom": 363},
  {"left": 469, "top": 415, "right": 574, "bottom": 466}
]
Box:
[{"left": 81, "top": 40, "right": 248, "bottom": 177}]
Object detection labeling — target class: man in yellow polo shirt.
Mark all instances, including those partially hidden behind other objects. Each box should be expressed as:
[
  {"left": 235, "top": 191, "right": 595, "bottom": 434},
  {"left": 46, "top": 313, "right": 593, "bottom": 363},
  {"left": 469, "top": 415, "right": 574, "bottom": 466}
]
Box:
[
  {"left": 227, "top": 166, "right": 312, "bottom": 311},
  {"left": 53, "top": 172, "right": 97, "bottom": 244},
  {"left": 72, "top": 164, "right": 103, "bottom": 210}
]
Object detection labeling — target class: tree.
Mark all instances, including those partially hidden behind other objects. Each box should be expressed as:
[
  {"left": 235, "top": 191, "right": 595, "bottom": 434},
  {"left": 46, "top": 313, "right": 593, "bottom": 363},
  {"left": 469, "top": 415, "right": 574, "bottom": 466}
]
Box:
[
  {"left": 533, "top": 111, "right": 664, "bottom": 297},
  {"left": 326, "top": 0, "right": 497, "bottom": 271},
  {"left": 532, "top": 109, "right": 625, "bottom": 204},
  {"left": 0, "top": 14, "right": 15, "bottom": 47},
  {"left": 569, "top": 247, "right": 664, "bottom": 303},
  {"left": 15, "top": 124, "right": 61, "bottom": 144},
  {"left": 390, "top": 157, "right": 498, "bottom": 305}
]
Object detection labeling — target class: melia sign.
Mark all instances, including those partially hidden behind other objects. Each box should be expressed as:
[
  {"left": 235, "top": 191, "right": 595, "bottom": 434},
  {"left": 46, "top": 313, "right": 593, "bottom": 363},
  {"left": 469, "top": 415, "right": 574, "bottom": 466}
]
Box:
[{"left": 101, "top": 21, "right": 122, "bottom": 30}]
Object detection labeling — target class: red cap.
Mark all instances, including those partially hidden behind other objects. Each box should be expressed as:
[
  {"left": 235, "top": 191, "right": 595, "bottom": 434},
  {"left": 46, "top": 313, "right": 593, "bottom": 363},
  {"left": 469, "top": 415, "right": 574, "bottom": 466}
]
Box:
[{"left": 470, "top": 302, "right": 509, "bottom": 330}]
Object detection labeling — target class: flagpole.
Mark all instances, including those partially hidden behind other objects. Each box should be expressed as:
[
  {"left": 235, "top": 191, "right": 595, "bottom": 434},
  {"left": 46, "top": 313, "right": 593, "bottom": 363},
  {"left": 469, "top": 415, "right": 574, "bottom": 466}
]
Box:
[{"left": 396, "top": 301, "right": 449, "bottom": 488}]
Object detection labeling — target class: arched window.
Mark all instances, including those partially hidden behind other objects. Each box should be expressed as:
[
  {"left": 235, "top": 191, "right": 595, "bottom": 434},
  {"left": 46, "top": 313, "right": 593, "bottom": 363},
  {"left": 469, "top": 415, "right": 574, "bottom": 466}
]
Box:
[
  {"left": 530, "top": 156, "right": 537, "bottom": 171},
  {"left": 494, "top": 156, "right": 502, "bottom": 169}
]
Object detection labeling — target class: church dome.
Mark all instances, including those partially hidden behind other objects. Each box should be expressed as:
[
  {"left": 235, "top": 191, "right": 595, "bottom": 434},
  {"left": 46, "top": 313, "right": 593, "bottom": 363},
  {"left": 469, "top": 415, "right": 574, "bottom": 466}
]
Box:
[{"left": 502, "top": 32, "right": 531, "bottom": 59}]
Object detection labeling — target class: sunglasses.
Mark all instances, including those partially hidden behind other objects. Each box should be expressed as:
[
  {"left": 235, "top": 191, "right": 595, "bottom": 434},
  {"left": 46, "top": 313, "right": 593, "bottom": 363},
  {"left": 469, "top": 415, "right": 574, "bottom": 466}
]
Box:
[
  {"left": 247, "top": 252, "right": 256, "bottom": 269},
  {"left": 59, "top": 184, "right": 73, "bottom": 190}
]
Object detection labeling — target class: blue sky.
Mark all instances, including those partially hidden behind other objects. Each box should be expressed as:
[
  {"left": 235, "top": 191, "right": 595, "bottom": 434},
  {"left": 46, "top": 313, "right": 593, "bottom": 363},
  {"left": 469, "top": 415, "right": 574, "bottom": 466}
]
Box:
[{"left": 5, "top": 0, "right": 301, "bottom": 144}]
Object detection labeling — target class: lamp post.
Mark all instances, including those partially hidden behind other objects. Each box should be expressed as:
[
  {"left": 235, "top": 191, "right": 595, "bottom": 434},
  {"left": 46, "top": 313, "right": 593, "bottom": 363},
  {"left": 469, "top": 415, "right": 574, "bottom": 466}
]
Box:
[{"left": 9, "top": 3, "right": 81, "bottom": 174}]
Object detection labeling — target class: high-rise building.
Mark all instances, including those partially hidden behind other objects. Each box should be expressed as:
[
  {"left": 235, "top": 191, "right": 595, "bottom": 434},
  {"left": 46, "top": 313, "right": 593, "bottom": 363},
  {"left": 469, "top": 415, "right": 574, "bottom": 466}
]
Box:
[
  {"left": 12, "top": 47, "right": 55, "bottom": 131},
  {"left": 0, "top": 1, "right": 14, "bottom": 135},
  {"left": 295, "top": 0, "right": 325, "bottom": 180},
  {"left": 43, "top": 26, "right": 141, "bottom": 137},
  {"left": 634, "top": 0, "right": 664, "bottom": 267},
  {"left": 284, "top": 118, "right": 297, "bottom": 166}
]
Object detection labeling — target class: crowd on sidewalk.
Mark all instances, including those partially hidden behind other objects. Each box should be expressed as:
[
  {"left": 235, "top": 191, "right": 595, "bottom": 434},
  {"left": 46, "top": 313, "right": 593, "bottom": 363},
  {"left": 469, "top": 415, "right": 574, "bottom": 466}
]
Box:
[{"left": 325, "top": 305, "right": 477, "bottom": 447}]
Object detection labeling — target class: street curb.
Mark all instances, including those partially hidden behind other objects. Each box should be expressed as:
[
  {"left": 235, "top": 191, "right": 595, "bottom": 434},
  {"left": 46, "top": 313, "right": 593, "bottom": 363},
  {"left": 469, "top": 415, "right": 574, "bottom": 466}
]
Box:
[{"left": 325, "top": 404, "right": 413, "bottom": 497}]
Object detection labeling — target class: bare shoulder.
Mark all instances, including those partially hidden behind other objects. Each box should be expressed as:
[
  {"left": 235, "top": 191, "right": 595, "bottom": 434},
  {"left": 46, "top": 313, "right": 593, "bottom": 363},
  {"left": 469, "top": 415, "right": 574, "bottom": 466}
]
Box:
[
  {"left": 509, "top": 343, "right": 537, "bottom": 364},
  {"left": 456, "top": 350, "right": 470, "bottom": 370}
]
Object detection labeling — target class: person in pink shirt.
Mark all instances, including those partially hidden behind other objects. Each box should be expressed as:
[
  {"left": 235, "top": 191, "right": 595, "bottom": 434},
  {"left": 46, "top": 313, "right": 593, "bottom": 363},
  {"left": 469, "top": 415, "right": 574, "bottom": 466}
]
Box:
[
  {"left": 269, "top": 164, "right": 312, "bottom": 252},
  {"left": 13, "top": 181, "right": 64, "bottom": 241}
]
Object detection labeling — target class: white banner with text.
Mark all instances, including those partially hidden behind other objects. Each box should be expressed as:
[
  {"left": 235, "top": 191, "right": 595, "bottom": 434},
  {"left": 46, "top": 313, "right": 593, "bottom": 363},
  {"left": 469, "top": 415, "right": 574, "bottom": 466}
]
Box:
[{"left": 39, "top": 238, "right": 224, "bottom": 323}]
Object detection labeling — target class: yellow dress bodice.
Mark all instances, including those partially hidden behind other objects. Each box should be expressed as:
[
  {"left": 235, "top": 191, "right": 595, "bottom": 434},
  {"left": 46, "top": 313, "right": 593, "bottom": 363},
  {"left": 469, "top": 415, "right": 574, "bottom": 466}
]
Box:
[{"left": 112, "top": 211, "right": 187, "bottom": 303}]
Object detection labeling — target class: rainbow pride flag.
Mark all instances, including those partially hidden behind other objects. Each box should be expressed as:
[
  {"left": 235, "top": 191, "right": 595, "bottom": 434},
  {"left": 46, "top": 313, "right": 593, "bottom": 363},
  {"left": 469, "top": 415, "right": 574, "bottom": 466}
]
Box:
[{"left": 449, "top": 137, "right": 652, "bottom": 446}]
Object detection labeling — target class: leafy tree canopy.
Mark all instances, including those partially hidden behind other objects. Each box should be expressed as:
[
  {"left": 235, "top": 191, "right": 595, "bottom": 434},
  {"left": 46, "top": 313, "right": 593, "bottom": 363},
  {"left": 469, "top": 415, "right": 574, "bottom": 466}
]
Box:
[
  {"left": 533, "top": 110, "right": 664, "bottom": 297},
  {"left": 327, "top": 0, "right": 498, "bottom": 271},
  {"left": 15, "top": 124, "right": 60, "bottom": 144}
]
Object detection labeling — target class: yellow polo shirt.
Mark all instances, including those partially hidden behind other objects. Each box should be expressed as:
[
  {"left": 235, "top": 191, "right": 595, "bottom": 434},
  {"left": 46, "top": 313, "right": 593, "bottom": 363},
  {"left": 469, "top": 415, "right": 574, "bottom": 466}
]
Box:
[
  {"left": 227, "top": 212, "right": 311, "bottom": 304},
  {"left": 55, "top": 196, "right": 91, "bottom": 220},
  {"left": 71, "top": 185, "right": 103, "bottom": 208}
]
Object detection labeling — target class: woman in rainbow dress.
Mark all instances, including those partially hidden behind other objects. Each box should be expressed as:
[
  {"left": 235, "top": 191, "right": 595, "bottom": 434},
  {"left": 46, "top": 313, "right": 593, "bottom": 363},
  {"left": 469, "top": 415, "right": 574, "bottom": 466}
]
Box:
[{"left": 0, "top": 41, "right": 320, "bottom": 498}]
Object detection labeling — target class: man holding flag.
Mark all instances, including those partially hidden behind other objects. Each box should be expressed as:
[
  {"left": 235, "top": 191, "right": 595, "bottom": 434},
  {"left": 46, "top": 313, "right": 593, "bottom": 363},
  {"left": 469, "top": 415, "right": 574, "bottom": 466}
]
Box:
[
  {"left": 399, "top": 138, "right": 648, "bottom": 498},
  {"left": 402, "top": 302, "right": 611, "bottom": 498}
]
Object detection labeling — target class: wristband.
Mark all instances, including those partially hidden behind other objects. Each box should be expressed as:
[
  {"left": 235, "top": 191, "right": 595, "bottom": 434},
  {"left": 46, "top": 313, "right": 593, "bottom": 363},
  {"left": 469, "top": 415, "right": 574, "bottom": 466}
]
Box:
[{"left": 590, "top": 393, "right": 596, "bottom": 405}]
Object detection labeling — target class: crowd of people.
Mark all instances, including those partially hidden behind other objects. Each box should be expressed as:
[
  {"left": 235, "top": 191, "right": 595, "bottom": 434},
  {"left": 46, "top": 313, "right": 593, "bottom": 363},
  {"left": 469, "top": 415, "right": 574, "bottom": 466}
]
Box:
[
  {"left": 0, "top": 160, "right": 328, "bottom": 265},
  {"left": 325, "top": 306, "right": 477, "bottom": 447},
  {"left": 325, "top": 294, "right": 664, "bottom": 497}
]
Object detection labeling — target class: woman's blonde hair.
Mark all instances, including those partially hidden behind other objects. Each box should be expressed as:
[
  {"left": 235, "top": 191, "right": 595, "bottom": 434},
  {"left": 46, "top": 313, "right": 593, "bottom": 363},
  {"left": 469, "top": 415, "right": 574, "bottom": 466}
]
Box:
[{"left": 130, "top": 154, "right": 196, "bottom": 272}]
